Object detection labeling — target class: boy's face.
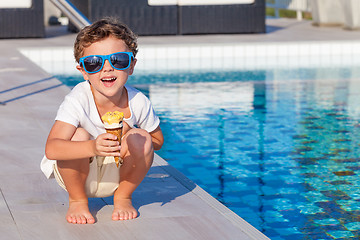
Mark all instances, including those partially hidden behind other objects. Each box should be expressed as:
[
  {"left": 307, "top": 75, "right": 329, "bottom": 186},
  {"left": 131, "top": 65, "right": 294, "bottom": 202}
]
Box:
[{"left": 77, "top": 35, "right": 136, "bottom": 98}]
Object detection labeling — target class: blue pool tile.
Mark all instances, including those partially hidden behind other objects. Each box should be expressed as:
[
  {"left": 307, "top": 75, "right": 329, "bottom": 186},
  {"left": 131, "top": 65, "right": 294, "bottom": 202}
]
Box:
[
  {"left": 321, "top": 190, "right": 351, "bottom": 201},
  {"left": 264, "top": 216, "right": 289, "bottom": 224},
  {"left": 241, "top": 217, "right": 264, "bottom": 232},
  {"left": 327, "top": 230, "right": 354, "bottom": 239},
  {"left": 344, "top": 222, "right": 360, "bottom": 231},
  {"left": 278, "top": 187, "right": 300, "bottom": 195},
  {"left": 264, "top": 210, "right": 283, "bottom": 218},
  {"left": 348, "top": 192, "right": 360, "bottom": 200},
  {"left": 273, "top": 227, "right": 302, "bottom": 236},
  {"left": 230, "top": 207, "right": 254, "bottom": 215},
  {"left": 335, "top": 184, "right": 355, "bottom": 194},
  {"left": 269, "top": 237, "right": 287, "bottom": 240},
  {"left": 223, "top": 195, "right": 241, "bottom": 204},
  {"left": 297, "top": 203, "right": 324, "bottom": 214},
  {"left": 337, "top": 199, "right": 360, "bottom": 211},
  {"left": 273, "top": 204, "right": 297, "bottom": 212},
  {"left": 281, "top": 175, "right": 304, "bottom": 184},
  {"left": 241, "top": 195, "right": 263, "bottom": 207},
  {"left": 302, "top": 191, "right": 330, "bottom": 202},
  {"left": 224, "top": 181, "right": 247, "bottom": 189},
  {"left": 307, "top": 179, "right": 337, "bottom": 191},
  {"left": 314, "top": 218, "right": 340, "bottom": 226}
]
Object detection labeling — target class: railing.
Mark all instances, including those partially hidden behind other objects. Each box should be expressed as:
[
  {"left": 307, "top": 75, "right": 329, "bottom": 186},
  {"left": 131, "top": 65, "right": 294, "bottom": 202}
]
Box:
[
  {"left": 266, "top": 0, "right": 311, "bottom": 20},
  {"left": 50, "top": 0, "right": 91, "bottom": 30}
]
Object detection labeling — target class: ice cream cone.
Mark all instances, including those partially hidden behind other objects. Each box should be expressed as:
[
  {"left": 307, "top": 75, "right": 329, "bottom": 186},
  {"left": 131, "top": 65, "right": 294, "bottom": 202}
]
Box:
[{"left": 101, "top": 111, "right": 124, "bottom": 167}]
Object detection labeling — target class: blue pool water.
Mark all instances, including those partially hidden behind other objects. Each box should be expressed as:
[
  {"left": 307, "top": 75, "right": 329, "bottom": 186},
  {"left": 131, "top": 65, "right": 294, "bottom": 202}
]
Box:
[{"left": 57, "top": 67, "right": 360, "bottom": 240}]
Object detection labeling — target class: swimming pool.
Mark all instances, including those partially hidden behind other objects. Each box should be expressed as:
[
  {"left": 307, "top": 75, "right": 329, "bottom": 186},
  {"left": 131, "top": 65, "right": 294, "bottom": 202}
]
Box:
[{"left": 56, "top": 66, "right": 360, "bottom": 240}]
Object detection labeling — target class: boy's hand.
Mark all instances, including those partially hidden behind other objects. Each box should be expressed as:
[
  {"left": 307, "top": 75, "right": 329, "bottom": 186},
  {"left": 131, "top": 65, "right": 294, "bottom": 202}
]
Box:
[{"left": 93, "top": 133, "right": 121, "bottom": 157}]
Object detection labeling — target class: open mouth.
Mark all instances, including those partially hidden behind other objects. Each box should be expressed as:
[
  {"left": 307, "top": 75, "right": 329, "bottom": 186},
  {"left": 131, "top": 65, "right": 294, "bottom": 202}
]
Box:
[{"left": 101, "top": 77, "right": 117, "bottom": 87}]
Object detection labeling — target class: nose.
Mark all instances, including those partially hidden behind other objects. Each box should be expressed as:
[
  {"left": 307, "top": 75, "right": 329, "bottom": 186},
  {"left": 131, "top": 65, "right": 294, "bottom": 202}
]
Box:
[{"left": 102, "top": 59, "right": 113, "bottom": 72}]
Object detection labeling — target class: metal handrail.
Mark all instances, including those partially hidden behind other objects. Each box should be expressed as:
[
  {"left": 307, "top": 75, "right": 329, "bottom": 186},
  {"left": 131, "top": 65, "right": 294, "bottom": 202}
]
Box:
[{"left": 50, "top": 0, "right": 91, "bottom": 30}]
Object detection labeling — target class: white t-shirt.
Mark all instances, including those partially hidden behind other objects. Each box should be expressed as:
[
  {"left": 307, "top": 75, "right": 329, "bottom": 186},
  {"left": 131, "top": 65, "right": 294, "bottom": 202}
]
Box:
[{"left": 40, "top": 81, "right": 160, "bottom": 178}]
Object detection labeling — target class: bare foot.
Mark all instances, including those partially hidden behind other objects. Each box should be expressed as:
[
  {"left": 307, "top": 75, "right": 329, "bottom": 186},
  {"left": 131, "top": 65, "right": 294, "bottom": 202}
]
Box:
[
  {"left": 112, "top": 198, "right": 138, "bottom": 221},
  {"left": 66, "top": 200, "right": 95, "bottom": 224}
]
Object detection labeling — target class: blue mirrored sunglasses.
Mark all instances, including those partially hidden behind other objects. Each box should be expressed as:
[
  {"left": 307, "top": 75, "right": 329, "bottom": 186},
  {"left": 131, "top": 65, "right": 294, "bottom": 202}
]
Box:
[{"left": 79, "top": 52, "right": 134, "bottom": 74}]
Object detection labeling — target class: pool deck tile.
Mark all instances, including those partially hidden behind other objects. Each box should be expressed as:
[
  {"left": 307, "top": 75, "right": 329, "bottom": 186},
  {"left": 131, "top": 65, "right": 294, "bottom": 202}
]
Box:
[{"left": 1, "top": 18, "right": 360, "bottom": 239}]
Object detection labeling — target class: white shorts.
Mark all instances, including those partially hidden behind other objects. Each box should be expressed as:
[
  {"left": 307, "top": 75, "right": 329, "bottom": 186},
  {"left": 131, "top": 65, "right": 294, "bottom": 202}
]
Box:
[{"left": 54, "top": 156, "right": 121, "bottom": 198}]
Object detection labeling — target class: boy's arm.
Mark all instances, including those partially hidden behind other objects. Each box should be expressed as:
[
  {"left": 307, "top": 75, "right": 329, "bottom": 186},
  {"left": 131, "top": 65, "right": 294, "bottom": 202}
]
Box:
[
  {"left": 45, "top": 120, "right": 120, "bottom": 160},
  {"left": 150, "top": 126, "right": 164, "bottom": 151}
]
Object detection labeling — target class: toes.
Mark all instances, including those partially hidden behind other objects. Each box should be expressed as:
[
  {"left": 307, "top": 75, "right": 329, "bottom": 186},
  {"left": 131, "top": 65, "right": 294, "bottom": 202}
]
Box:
[
  {"left": 82, "top": 213, "right": 95, "bottom": 224},
  {"left": 75, "top": 215, "right": 82, "bottom": 224},
  {"left": 129, "top": 212, "right": 135, "bottom": 220},
  {"left": 131, "top": 210, "right": 138, "bottom": 219},
  {"left": 87, "top": 216, "right": 95, "bottom": 224},
  {"left": 112, "top": 210, "right": 127, "bottom": 221},
  {"left": 71, "top": 216, "right": 77, "bottom": 224},
  {"left": 112, "top": 212, "right": 119, "bottom": 221},
  {"left": 80, "top": 215, "right": 87, "bottom": 224},
  {"left": 66, "top": 215, "right": 73, "bottom": 224},
  {"left": 67, "top": 214, "right": 94, "bottom": 224},
  {"left": 112, "top": 208, "right": 138, "bottom": 221},
  {"left": 121, "top": 211, "right": 129, "bottom": 220}
]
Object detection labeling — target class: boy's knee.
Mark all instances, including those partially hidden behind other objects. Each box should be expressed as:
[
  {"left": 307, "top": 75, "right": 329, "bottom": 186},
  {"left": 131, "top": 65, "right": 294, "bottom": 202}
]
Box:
[
  {"left": 71, "top": 128, "right": 91, "bottom": 141},
  {"left": 126, "top": 129, "right": 153, "bottom": 154}
]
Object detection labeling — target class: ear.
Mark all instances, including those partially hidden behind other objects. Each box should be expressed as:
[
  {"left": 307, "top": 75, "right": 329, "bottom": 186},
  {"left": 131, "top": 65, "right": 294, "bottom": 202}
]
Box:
[
  {"left": 76, "top": 64, "right": 89, "bottom": 81},
  {"left": 128, "top": 58, "right": 137, "bottom": 76}
]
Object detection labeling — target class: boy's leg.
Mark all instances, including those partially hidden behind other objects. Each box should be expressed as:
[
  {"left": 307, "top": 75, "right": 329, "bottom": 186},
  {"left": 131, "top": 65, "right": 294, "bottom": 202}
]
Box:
[
  {"left": 112, "top": 128, "right": 154, "bottom": 221},
  {"left": 56, "top": 128, "right": 95, "bottom": 224}
]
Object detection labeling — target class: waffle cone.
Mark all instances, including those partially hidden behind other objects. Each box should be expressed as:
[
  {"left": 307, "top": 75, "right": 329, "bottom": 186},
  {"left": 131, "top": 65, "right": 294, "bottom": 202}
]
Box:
[{"left": 105, "top": 127, "right": 123, "bottom": 167}]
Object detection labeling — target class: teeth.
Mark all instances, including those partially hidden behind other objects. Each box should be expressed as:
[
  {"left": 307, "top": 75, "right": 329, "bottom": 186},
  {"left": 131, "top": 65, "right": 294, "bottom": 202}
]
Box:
[{"left": 102, "top": 77, "right": 116, "bottom": 81}]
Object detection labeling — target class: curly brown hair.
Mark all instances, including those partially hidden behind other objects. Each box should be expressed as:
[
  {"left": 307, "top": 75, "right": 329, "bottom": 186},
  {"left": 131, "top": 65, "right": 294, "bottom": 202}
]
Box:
[{"left": 74, "top": 18, "right": 138, "bottom": 63}]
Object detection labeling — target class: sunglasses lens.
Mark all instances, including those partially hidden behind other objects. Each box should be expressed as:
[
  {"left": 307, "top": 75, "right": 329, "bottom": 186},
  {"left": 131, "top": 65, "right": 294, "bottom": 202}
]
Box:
[
  {"left": 110, "top": 53, "right": 130, "bottom": 70},
  {"left": 83, "top": 56, "right": 103, "bottom": 73}
]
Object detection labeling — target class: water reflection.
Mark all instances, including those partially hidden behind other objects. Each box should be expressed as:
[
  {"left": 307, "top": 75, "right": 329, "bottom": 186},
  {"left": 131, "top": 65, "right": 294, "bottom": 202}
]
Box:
[{"left": 147, "top": 70, "right": 360, "bottom": 239}]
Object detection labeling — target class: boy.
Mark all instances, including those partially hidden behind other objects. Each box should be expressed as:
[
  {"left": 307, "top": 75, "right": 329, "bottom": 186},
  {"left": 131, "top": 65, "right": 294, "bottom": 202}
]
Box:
[{"left": 41, "top": 18, "right": 164, "bottom": 224}]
